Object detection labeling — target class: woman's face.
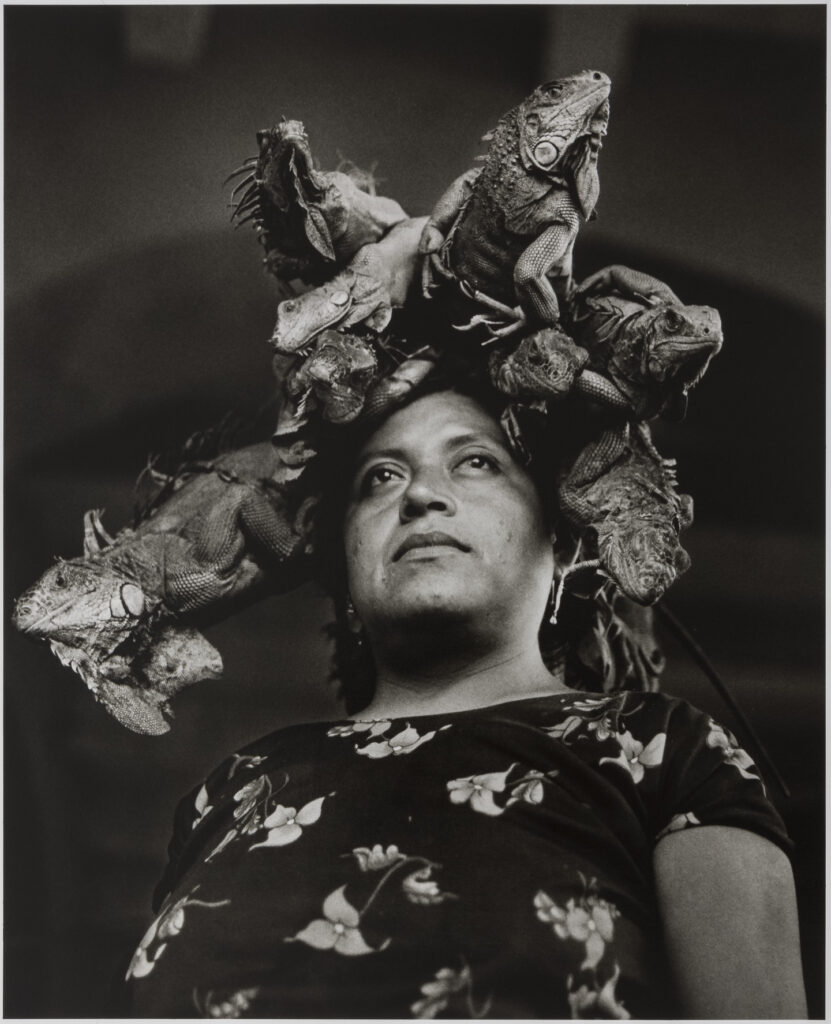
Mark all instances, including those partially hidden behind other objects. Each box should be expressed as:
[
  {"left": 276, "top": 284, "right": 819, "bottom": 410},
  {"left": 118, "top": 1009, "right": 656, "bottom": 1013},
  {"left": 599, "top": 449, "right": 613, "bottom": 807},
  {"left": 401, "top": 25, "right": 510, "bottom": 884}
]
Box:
[{"left": 343, "top": 391, "right": 555, "bottom": 645}]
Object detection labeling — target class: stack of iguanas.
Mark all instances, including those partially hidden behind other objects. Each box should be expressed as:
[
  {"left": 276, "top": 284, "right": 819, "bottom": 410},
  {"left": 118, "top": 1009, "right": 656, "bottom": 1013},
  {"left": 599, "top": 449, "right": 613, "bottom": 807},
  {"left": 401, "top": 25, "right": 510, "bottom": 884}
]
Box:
[{"left": 14, "top": 70, "right": 722, "bottom": 733}]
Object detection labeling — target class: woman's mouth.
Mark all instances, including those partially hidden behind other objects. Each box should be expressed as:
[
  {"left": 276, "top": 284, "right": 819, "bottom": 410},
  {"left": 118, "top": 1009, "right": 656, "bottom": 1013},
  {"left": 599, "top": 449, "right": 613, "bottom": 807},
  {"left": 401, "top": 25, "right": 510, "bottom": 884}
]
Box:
[{"left": 393, "top": 532, "right": 471, "bottom": 561}]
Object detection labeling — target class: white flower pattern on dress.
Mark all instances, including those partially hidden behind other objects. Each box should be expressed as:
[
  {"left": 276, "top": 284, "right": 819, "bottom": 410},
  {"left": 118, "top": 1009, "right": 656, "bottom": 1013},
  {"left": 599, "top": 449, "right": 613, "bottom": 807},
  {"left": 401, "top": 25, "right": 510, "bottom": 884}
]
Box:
[
  {"left": 706, "top": 719, "right": 763, "bottom": 790},
  {"left": 448, "top": 763, "right": 560, "bottom": 816},
  {"left": 192, "top": 784, "right": 213, "bottom": 829},
  {"left": 193, "top": 986, "right": 260, "bottom": 1018},
  {"left": 535, "top": 888, "right": 618, "bottom": 970},
  {"left": 352, "top": 844, "right": 405, "bottom": 871},
  {"left": 656, "top": 811, "right": 701, "bottom": 840},
  {"left": 447, "top": 764, "right": 517, "bottom": 816},
  {"left": 291, "top": 847, "right": 455, "bottom": 956},
  {"left": 402, "top": 865, "right": 457, "bottom": 906},
  {"left": 126, "top": 886, "right": 230, "bottom": 981},
  {"left": 327, "top": 719, "right": 391, "bottom": 739},
  {"left": 411, "top": 963, "right": 492, "bottom": 1019},
  {"left": 356, "top": 724, "right": 447, "bottom": 759},
  {"left": 536, "top": 875, "right": 627, "bottom": 1016},
  {"left": 248, "top": 794, "right": 330, "bottom": 850},
  {"left": 291, "top": 885, "right": 382, "bottom": 956},
  {"left": 599, "top": 729, "right": 665, "bottom": 783},
  {"left": 567, "top": 963, "right": 630, "bottom": 1019}
]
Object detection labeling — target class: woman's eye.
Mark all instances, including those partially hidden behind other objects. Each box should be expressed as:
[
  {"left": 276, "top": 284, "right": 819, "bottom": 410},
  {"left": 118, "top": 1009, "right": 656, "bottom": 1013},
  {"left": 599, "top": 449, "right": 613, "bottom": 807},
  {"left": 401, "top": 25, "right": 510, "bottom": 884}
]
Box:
[
  {"left": 458, "top": 453, "right": 498, "bottom": 473},
  {"left": 360, "top": 465, "right": 403, "bottom": 494}
]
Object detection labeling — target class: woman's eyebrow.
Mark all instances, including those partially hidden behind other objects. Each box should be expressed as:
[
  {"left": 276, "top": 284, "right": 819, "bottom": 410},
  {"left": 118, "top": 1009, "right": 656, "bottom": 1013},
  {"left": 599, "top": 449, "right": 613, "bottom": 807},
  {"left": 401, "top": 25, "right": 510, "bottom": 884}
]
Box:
[
  {"left": 443, "top": 431, "right": 509, "bottom": 453},
  {"left": 352, "top": 446, "right": 408, "bottom": 473}
]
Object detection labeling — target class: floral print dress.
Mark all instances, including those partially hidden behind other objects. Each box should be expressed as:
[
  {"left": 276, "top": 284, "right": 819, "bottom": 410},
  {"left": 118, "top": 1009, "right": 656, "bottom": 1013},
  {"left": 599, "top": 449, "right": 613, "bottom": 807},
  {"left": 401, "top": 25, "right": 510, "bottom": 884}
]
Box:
[{"left": 126, "top": 691, "right": 790, "bottom": 1019}]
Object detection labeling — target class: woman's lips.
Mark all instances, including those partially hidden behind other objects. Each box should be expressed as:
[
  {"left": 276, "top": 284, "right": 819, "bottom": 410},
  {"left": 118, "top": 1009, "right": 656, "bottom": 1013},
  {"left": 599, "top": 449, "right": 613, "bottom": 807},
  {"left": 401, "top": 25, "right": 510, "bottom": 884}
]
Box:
[{"left": 393, "top": 531, "right": 471, "bottom": 561}]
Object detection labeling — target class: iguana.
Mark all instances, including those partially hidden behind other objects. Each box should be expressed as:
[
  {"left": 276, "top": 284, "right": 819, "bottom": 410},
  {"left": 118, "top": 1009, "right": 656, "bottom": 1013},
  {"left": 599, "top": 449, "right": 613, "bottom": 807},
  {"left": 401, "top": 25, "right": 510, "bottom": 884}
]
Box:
[
  {"left": 557, "top": 422, "right": 693, "bottom": 605},
  {"left": 420, "top": 71, "right": 611, "bottom": 338},
  {"left": 228, "top": 118, "right": 407, "bottom": 284},
  {"left": 284, "top": 329, "right": 380, "bottom": 424},
  {"left": 489, "top": 326, "right": 589, "bottom": 400},
  {"left": 569, "top": 264, "right": 723, "bottom": 419},
  {"left": 270, "top": 216, "right": 427, "bottom": 355},
  {"left": 12, "top": 442, "right": 314, "bottom": 734}
]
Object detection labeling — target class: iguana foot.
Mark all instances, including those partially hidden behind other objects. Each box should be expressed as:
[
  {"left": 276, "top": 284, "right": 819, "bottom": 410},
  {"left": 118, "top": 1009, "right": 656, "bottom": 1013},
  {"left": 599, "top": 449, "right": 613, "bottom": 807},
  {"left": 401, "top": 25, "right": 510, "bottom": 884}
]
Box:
[
  {"left": 421, "top": 251, "right": 454, "bottom": 297},
  {"left": 576, "top": 264, "right": 682, "bottom": 306},
  {"left": 456, "top": 312, "right": 527, "bottom": 345},
  {"left": 453, "top": 283, "right": 527, "bottom": 343}
]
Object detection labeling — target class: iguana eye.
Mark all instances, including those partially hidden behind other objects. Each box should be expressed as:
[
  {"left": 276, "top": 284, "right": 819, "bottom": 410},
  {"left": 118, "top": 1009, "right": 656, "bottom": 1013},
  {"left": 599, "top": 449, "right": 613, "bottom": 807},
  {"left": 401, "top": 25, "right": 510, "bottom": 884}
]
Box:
[
  {"left": 534, "top": 141, "right": 559, "bottom": 166},
  {"left": 55, "top": 573, "right": 67, "bottom": 588},
  {"left": 663, "top": 310, "right": 683, "bottom": 332}
]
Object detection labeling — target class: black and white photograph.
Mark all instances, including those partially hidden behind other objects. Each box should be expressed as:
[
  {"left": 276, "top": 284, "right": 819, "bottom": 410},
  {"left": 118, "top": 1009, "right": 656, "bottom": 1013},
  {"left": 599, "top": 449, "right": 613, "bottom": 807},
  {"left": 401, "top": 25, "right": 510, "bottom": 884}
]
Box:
[{"left": 5, "top": 5, "right": 825, "bottom": 1018}]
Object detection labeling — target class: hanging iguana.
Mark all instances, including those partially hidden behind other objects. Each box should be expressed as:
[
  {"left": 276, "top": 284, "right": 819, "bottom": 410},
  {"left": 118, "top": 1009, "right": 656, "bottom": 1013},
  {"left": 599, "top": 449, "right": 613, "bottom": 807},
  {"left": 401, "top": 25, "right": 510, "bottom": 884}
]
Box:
[
  {"left": 12, "top": 442, "right": 314, "bottom": 734},
  {"left": 557, "top": 422, "right": 693, "bottom": 606},
  {"left": 420, "top": 70, "right": 611, "bottom": 339}
]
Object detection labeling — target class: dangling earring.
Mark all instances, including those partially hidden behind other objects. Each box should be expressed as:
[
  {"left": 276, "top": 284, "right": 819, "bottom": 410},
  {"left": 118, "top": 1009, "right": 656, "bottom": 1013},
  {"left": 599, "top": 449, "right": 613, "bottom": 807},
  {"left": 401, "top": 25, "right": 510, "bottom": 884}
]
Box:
[{"left": 345, "top": 595, "right": 364, "bottom": 646}]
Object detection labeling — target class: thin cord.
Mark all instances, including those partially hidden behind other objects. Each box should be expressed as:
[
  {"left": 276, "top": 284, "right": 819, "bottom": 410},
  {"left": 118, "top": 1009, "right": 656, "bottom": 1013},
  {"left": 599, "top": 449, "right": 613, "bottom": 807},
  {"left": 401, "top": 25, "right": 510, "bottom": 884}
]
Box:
[{"left": 656, "top": 602, "right": 790, "bottom": 800}]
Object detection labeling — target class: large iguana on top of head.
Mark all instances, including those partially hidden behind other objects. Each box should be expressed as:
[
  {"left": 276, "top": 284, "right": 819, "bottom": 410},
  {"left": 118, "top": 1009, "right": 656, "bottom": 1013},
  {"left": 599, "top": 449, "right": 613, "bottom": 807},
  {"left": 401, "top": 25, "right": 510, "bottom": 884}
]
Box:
[
  {"left": 420, "top": 71, "right": 611, "bottom": 337},
  {"left": 229, "top": 118, "right": 407, "bottom": 285}
]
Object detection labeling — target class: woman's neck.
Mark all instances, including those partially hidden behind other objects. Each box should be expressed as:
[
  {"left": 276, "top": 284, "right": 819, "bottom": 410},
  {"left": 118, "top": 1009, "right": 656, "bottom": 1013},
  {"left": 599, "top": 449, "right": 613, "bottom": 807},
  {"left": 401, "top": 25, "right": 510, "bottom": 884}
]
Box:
[{"left": 354, "top": 644, "right": 570, "bottom": 720}]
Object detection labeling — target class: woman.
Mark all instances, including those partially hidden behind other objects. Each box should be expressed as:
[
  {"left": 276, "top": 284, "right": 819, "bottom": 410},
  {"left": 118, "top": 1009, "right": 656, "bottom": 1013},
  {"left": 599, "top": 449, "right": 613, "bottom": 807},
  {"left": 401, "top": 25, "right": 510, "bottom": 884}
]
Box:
[{"left": 125, "top": 375, "right": 806, "bottom": 1019}]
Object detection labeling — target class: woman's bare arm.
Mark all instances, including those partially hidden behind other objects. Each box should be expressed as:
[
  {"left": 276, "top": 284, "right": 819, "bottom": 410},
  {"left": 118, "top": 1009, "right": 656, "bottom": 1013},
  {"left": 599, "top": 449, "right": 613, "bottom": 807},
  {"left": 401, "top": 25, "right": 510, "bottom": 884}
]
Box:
[{"left": 654, "top": 824, "right": 807, "bottom": 1018}]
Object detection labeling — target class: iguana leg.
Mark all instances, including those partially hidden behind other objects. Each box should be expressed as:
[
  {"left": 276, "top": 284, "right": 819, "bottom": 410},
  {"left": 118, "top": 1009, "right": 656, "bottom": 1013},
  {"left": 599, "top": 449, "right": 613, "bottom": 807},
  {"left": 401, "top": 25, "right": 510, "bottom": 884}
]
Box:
[
  {"left": 558, "top": 424, "right": 630, "bottom": 526},
  {"left": 513, "top": 217, "right": 579, "bottom": 324},
  {"left": 561, "top": 424, "right": 630, "bottom": 498},
  {"left": 419, "top": 168, "right": 482, "bottom": 253},
  {"left": 165, "top": 496, "right": 246, "bottom": 612},
  {"left": 164, "top": 488, "right": 303, "bottom": 613},
  {"left": 237, "top": 489, "right": 305, "bottom": 562},
  {"left": 420, "top": 168, "right": 481, "bottom": 295},
  {"left": 576, "top": 265, "right": 682, "bottom": 306},
  {"left": 574, "top": 368, "right": 632, "bottom": 410}
]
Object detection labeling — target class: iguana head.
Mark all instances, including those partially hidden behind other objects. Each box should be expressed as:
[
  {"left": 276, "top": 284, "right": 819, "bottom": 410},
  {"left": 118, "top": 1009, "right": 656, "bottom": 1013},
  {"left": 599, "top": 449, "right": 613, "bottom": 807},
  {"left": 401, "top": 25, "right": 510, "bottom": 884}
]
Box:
[
  {"left": 271, "top": 270, "right": 357, "bottom": 354},
  {"left": 491, "top": 326, "right": 589, "bottom": 400},
  {"left": 255, "top": 118, "right": 326, "bottom": 215},
  {"left": 12, "top": 557, "right": 153, "bottom": 653},
  {"left": 517, "top": 70, "right": 611, "bottom": 217},
  {"left": 290, "top": 330, "right": 379, "bottom": 424},
  {"left": 596, "top": 489, "right": 694, "bottom": 605},
  {"left": 608, "top": 303, "right": 723, "bottom": 417}
]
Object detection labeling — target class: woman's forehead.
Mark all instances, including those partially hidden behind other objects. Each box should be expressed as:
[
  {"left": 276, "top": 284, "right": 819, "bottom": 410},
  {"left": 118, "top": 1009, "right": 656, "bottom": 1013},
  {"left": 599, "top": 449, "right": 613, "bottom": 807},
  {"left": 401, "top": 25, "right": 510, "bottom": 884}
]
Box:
[{"left": 358, "top": 391, "right": 507, "bottom": 458}]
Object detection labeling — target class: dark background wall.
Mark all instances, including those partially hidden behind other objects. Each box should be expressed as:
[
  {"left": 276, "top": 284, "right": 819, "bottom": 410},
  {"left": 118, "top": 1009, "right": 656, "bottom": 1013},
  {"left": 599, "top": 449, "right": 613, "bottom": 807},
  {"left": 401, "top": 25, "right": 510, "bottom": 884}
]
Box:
[{"left": 5, "top": 5, "right": 825, "bottom": 1017}]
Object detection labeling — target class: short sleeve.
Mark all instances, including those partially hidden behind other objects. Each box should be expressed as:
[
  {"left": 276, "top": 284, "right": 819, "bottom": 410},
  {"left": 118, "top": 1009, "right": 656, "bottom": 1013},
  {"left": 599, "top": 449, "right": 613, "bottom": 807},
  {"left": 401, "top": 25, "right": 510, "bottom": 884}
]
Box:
[{"left": 649, "top": 698, "right": 792, "bottom": 857}]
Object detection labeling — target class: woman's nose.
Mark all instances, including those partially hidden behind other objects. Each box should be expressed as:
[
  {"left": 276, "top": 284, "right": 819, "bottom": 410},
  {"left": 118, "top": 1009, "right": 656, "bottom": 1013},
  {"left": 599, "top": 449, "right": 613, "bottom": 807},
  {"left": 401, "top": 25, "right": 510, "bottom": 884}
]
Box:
[{"left": 399, "top": 473, "right": 456, "bottom": 522}]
